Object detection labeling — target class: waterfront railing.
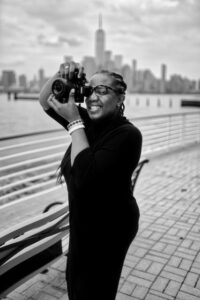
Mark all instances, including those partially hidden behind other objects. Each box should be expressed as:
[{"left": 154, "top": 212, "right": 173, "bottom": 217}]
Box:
[
  {"left": 132, "top": 111, "right": 200, "bottom": 155},
  {"left": 0, "top": 111, "right": 199, "bottom": 207}
]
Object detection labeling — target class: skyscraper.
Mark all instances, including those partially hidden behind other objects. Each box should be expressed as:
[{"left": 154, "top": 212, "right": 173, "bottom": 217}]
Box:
[
  {"left": 2, "top": 70, "right": 16, "bottom": 90},
  {"left": 19, "top": 74, "right": 27, "bottom": 89},
  {"left": 104, "top": 50, "right": 113, "bottom": 70},
  {"left": 82, "top": 56, "right": 96, "bottom": 78},
  {"left": 95, "top": 14, "right": 105, "bottom": 69},
  {"left": 132, "top": 59, "right": 137, "bottom": 88},
  {"left": 38, "top": 68, "right": 45, "bottom": 90},
  {"left": 114, "top": 55, "right": 123, "bottom": 70},
  {"left": 160, "top": 64, "right": 167, "bottom": 93}
]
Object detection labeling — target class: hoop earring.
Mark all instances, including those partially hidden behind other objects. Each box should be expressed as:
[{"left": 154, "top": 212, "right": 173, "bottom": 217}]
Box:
[{"left": 119, "top": 103, "right": 125, "bottom": 116}]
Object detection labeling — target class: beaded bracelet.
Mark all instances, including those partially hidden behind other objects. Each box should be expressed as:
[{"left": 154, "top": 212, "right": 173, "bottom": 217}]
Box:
[
  {"left": 67, "top": 119, "right": 83, "bottom": 131},
  {"left": 68, "top": 124, "right": 85, "bottom": 135}
]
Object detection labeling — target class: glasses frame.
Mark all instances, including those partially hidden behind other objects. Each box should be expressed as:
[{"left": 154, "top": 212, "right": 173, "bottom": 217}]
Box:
[{"left": 87, "top": 85, "right": 118, "bottom": 97}]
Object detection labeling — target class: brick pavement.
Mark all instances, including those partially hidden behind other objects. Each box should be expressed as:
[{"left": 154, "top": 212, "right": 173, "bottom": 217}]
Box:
[{"left": 2, "top": 144, "right": 200, "bottom": 300}]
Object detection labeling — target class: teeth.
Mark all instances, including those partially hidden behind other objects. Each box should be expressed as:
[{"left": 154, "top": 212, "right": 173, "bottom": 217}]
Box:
[{"left": 90, "top": 106, "right": 100, "bottom": 112}]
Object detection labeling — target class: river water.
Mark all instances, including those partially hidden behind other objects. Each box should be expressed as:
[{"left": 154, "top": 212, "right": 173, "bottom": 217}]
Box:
[{"left": 0, "top": 93, "right": 199, "bottom": 139}]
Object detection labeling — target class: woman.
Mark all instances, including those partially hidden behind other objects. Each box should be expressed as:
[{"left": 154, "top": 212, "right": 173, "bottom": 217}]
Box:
[{"left": 39, "top": 62, "right": 142, "bottom": 300}]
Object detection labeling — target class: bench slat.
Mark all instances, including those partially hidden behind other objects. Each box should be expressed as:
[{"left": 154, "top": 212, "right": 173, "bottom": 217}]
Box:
[
  {"left": 0, "top": 231, "right": 69, "bottom": 275},
  {"left": 0, "top": 204, "right": 68, "bottom": 244}
]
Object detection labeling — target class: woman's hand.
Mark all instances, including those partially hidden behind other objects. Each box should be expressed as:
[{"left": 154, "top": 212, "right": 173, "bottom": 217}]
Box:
[
  {"left": 58, "top": 61, "right": 84, "bottom": 81},
  {"left": 47, "top": 89, "right": 81, "bottom": 122},
  {"left": 39, "top": 60, "right": 84, "bottom": 111},
  {"left": 47, "top": 61, "right": 85, "bottom": 122}
]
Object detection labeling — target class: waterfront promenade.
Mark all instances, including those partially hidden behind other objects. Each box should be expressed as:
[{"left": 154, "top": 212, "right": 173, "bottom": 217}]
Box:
[{"left": 1, "top": 143, "right": 200, "bottom": 300}]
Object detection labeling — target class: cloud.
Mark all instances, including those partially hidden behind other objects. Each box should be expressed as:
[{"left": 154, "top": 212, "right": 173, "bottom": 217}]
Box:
[
  {"left": 37, "top": 34, "right": 82, "bottom": 48},
  {"left": 58, "top": 37, "right": 82, "bottom": 47},
  {"left": 17, "top": 0, "right": 92, "bottom": 38},
  {"left": 0, "top": 0, "right": 199, "bottom": 79},
  {"left": 102, "top": 0, "right": 200, "bottom": 57}
]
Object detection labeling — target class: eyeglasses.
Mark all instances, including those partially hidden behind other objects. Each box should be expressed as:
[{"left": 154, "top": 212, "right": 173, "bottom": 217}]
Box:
[{"left": 86, "top": 85, "right": 118, "bottom": 97}]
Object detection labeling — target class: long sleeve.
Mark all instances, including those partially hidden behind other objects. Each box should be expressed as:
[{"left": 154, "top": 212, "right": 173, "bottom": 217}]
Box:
[{"left": 71, "top": 124, "right": 142, "bottom": 192}]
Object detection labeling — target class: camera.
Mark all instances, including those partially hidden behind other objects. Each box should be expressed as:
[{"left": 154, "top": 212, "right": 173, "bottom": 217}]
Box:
[{"left": 51, "top": 68, "right": 92, "bottom": 103}]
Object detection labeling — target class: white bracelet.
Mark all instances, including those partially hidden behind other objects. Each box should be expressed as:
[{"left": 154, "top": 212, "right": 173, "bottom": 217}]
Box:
[
  {"left": 68, "top": 124, "right": 85, "bottom": 135},
  {"left": 67, "top": 119, "right": 83, "bottom": 131}
]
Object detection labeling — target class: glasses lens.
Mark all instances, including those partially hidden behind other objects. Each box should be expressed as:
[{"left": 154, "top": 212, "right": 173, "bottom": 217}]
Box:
[{"left": 95, "top": 85, "right": 108, "bottom": 95}]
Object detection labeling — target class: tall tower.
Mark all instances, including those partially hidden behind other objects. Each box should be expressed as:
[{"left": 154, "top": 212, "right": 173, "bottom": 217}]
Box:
[
  {"left": 160, "top": 63, "right": 167, "bottom": 93},
  {"left": 95, "top": 14, "right": 105, "bottom": 69},
  {"left": 132, "top": 59, "right": 137, "bottom": 85}
]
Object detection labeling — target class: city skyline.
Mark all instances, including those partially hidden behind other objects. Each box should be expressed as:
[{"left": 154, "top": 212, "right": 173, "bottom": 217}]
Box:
[
  {"left": 1, "top": 11, "right": 199, "bottom": 95},
  {"left": 0, "top": 0, "right": 200, "bottom": 81}
]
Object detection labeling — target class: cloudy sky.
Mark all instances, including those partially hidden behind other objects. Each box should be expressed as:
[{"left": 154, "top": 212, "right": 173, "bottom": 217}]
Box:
[{"left": 0, "top": 0, "right": 199, "bottom": 80}]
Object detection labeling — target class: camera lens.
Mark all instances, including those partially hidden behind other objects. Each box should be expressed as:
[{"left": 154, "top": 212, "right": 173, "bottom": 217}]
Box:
[
  {"left": 51, "top": 78, "right": 71, "bottom": 102},
  {"left": 52, "top": 80, "right": 64, "bottom": 95}
]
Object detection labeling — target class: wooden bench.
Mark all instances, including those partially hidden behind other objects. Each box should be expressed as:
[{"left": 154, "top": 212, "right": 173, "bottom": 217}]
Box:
[
  {"left": 131, "top": 158, "right": 149, "bottom": 193},
  {"left": 0, "top": 158, "right": 149, "bottom": 298},
  {"left": 0, "top": 204, "right": 69, "bottom": 298}
]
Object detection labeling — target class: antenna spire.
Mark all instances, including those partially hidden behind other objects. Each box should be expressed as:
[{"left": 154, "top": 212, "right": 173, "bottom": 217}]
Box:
[{"left": 99, "top": 14, "right": 102, "bottom": 29}]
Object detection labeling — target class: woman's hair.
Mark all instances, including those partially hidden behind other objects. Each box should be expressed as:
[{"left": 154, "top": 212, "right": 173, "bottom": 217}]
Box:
[
  {"left": 95, "top": 70, "right": 127, "bottom": 95},
  {"left": 94, "top": 70, "right": 127, "bottom": 115}
]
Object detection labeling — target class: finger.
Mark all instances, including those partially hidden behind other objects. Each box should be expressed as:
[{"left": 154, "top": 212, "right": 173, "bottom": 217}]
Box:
[
  {"left": 59, "top": 63, "right": 69, "bottom": 78},
  {"left": 51, "top": 95, "right": 62, "bottom": 107},
  {"left": 69, "top": 62, "right": 76, "bottom": 80},
  {"left": 64, "top": 64, "right": 69, "bottom": 78},
  {"left": 78, "top": 66, "right": 84, "bottom": 78},
  {"left": 69, "top": 88, "right": 75, "bottom": 98},
  {"left": 47, "top": 94, "right": 60, "bottom": 111},
  {"left": 75, "top": 62, "right": 81, "bottom": 74},
  {"left": 68, "top": 89, "right": 76, "bottom": 103},
  {"left": 47, "top": 94, "right": 56, "bottom": 110}
]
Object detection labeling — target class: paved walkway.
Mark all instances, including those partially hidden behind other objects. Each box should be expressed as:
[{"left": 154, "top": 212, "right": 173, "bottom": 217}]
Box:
[{"left": 2, "top": 144, "right": 200, "bottom": 300}]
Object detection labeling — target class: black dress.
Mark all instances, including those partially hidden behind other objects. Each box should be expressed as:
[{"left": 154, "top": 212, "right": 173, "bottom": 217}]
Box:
[{"left": 46, "top": 107, "right": 142, "bottom": 300}]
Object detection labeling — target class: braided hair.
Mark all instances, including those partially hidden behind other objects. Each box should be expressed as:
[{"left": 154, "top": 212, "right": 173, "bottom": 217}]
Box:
[{"left": 94, "top": 70, "right": 127, "bottom": 116}]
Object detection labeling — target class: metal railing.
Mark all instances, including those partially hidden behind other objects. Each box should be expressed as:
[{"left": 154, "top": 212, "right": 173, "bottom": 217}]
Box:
[
  {"left": 132, "top": 111, "right": 200, "bottom": 155},
  {"left": 0, "top": 111, "right": 199, "bottom": 207}
]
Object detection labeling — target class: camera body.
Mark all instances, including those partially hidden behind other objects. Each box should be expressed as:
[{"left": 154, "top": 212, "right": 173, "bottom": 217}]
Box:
[{"left": 51, "top": 69, "right": 91, "bottom": 103}]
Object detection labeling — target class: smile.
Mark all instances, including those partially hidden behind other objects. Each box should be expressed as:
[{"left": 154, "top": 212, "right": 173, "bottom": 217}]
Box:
[{"left": 88, "top": 105, "right": 102, "bottom": 112}]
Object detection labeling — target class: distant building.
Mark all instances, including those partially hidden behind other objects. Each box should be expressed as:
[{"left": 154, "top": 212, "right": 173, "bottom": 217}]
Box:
[
  {"left": 143, "top": 70, "right": 158, "bottom": 92},
  {"left": 114, "top": 55, "right": 123, "bottom": 71},
  {"left": 121, "top": 64, "right": 132, "bottom": 92},
  {"left": 29, "top": 75, "right": 40, "bottom": 92},
  {"left": 19, "top": 74, "right": 27, "bottom": 89},
  {"left": 2, "top": 70, "right": 16, "bottom": 90},
  {"left": 168, "top": 75, "right": 183, "bottom": 93},
  {"left": 64, "top": 56, "right": 73, "bottom": 64},
  {"left": 38, "top": 68, "right": 45, "bottom": 90},
  {"left": 104, "top": 50, "right": 116, "bottom": 71},
  {"left": 132, "top": 59, "right": 137, "bottom": 90},
  {"left": 82, "top": 56, "right": 97, "bottom": 78},
  {"left": 95, "top": 14, "right": 105, "bottom": 69},
  {"left": 160, "top": 64, "right": 167, "bottom": 93}
]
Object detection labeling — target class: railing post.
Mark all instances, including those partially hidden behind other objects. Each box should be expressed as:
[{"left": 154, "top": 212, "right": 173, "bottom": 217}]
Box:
[
  {"left": 197, "top": 114, "right": 200, "bottom": 143},
  {"left": 181, "top": 114, "right": 186, "bottom": 147},
  {"left": 168, "top": 115, "right": 171, "bottom": 152}
]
